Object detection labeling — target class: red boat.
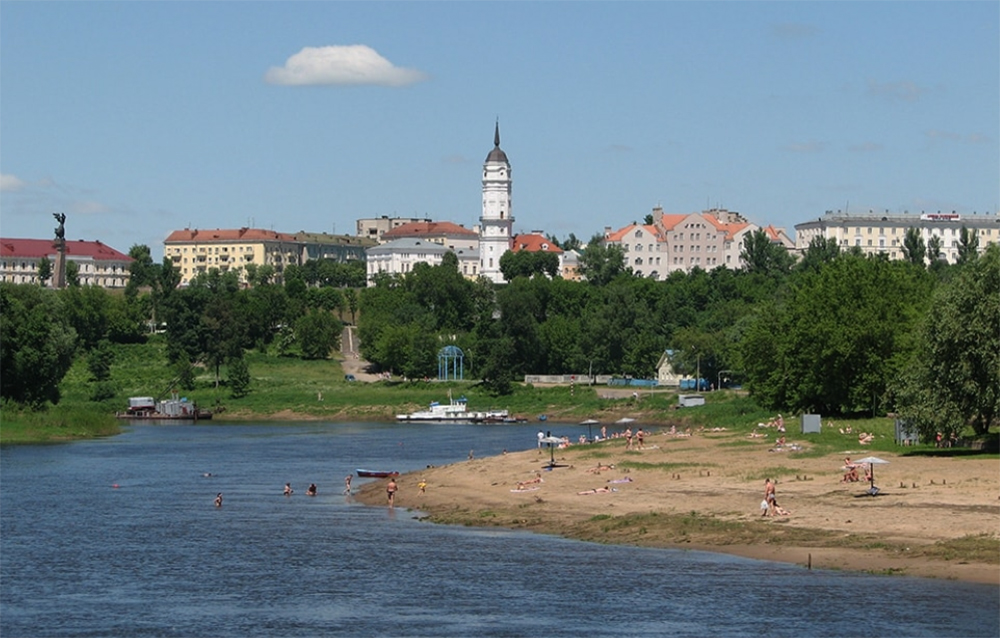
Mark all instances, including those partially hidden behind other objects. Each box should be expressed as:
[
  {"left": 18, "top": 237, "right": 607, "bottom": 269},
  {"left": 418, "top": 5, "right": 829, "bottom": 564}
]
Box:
[{"left": 356, "top": 469, "right": 399, "bottom": 478}]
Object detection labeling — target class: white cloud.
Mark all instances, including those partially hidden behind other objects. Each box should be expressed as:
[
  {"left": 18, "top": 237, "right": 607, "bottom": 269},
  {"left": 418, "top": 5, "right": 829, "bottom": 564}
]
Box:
[
  {"left": 0, "top": 173, "right": 26, "bottom": 192},
  {"left": 265, "top": 45, "right": 428, "bottom": 87}
]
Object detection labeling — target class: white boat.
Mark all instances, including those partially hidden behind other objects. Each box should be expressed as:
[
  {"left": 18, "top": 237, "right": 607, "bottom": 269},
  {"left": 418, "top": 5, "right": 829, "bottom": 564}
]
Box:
[{"left": 397, "top": 395, "right": 474, "bottom": 422}]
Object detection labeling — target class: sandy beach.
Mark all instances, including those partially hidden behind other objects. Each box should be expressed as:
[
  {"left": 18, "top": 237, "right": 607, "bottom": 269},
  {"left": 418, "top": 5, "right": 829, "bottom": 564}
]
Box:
[{"left": 356, "top": 427, "right": 1000, "bottom": 584}]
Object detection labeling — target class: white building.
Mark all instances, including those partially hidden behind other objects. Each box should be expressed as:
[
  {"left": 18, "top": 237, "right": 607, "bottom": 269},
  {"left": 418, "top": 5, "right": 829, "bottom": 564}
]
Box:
[
  {"left": 365, "top": 238, "right": 450, "bottom": 283},
  {"left": 794, "top": 210, "right": 1000, "bottom": 263},
  {"left": 0, "top": 238, "right": 132, "bottom": 288},
  {"left": 479, "top": 122, "right": 513, "bottom": 283}
]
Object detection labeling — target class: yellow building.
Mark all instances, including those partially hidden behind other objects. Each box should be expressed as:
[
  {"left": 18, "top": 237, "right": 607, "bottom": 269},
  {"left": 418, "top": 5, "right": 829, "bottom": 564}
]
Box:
[{"left": 164, "top": 227, "right": 301, "bottom": 285}]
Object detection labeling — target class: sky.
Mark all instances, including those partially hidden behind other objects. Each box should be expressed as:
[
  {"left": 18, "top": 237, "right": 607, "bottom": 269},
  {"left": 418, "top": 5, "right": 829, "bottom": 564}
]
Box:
[{"left": 1, "top": 1, "right": 997, "bottom": 260}]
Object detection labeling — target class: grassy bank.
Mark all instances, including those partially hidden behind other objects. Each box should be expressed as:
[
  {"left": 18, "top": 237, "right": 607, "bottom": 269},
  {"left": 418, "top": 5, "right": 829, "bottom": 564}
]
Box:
[{"left": 3, "top": 339, "right": 991, "bottom": 454}]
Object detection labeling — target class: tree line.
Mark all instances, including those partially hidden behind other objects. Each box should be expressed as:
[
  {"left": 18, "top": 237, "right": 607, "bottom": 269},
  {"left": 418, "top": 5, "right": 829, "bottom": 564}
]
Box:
[{"left": 2, "top": 230, "right": 996, "bottom": 443}]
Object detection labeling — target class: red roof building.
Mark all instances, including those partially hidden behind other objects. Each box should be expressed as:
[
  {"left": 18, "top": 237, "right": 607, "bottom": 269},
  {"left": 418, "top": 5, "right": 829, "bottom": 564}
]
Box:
[{"left": 0, "top": 238, "right": 132, "bottom": 288}]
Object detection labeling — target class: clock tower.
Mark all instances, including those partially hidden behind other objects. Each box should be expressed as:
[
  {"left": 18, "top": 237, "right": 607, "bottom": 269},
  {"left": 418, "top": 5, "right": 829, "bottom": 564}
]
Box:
[{"left": 479, "top": 122, "right": 513, "bottom": 283}]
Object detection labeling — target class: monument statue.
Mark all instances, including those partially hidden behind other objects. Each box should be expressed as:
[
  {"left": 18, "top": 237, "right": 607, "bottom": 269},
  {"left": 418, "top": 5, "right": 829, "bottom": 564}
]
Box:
[
  {"left": 54, "top": 212, "right": 66, "bottom": 240},
  {"left": 52, "top": 212, "right": 67, "bottom": 288}
]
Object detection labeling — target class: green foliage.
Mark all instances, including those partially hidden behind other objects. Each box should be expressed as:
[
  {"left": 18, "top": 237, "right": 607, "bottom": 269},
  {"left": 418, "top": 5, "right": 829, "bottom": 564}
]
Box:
[
  {"left": 37, "top": 256, "right": 53, "bottom": 286},
  {"left": 499, "top": 250, "right": 559, "bottom": 281},
  {"left": 740, "top": 253, "right": 934, "bottom": 415},
  {"left": 1, "top": 284, "right": 78, "bottom": 406},
  {"left": 295, "top": 310, "right": 342, "bottom": 360},
  {"left": 87, "top": 339, "right": 115, "bottom": 381},
  {"left": 65, "top": 260, "right": 80, "bottom": 287},
  {"left": 740, "top": 229, "right": 794, "bottom": 276},
  {"left": 226, "top": 354, "right": 251, "bottom": 398},
  {"left": 901, "top": 227, "right": 926, "bottom": 266},
  {"left": 892, "top": 244, "right": 1000, "bottom": 438},
  {"left": 578, "top": 240, "right": 628, "bottom": 286}
]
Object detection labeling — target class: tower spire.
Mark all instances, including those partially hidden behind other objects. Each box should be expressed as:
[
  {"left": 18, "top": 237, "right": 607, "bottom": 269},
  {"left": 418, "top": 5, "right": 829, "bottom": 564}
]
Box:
[{"left": 494, "top": 119, "right": 500, "bottom": 148}]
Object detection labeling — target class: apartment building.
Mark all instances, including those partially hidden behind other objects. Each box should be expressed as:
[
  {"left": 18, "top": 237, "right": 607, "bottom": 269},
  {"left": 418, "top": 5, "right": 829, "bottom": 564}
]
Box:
[
  {"left": 164, "top": 227, "right": 302, "bottom": 285},
  {"left": 365, "top": 238, "right": 451, "bottom": 283},
  {"left": 603, "top": 223, "right": 667, "bottom": 278},
  {"left": 0, "top": 238, "right": 132, "bottom": 288},
  {"left": 380, "top": 221, "right": 480, "bottom": 278},
  {"left": 794, "top": 210, "right": 1000, "bottom": 263},
  {"left": 356, "top": 215, "right": 427, "bottom": 242}
]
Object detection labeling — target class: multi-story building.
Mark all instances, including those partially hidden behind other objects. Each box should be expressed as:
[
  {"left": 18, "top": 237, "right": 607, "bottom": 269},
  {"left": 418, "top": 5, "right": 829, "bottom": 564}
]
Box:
[
  {"left": 366, "top": 238, "right": 450, "bottom": 283},
  {"left": 381, "top": 221, "right": 480, "bottom": 278},
  {"left": 293, "top": 231, "right": 375, "bottom": 263},
  {"left": 602, "top": 223, "right": 667, "bottom": 278},
  {"left": 0, "top": 238, "right": 131, "bottom": 288},
  {"left": 163, "top": 227, "right": 302, "bottom": 285},
  {"left": 356, "top": 215, "right": 427, "bottom": 242},
  {"left": 794, "top": 210, "right": 1000, "bottom": 263}
]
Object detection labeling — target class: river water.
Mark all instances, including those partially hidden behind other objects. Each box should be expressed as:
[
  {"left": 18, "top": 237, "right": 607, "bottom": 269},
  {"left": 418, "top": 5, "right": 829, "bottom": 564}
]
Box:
[{"left": 1, "top": 422, "right": 996, "bottom": 637}]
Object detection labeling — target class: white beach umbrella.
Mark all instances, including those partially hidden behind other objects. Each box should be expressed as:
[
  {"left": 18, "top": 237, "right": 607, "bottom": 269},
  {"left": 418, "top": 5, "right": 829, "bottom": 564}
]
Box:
[
  {"left": 615, "top": 417, "right": 636, "bottom": 425},
  {"left": 853, "top": 456, "right": 889, "bottom": 496},
  {"left": 539, "top": 435, "right": 564, "bottom": 468},
  {"left": 580, "top": 419, "right": 599, "bottom": 440}
]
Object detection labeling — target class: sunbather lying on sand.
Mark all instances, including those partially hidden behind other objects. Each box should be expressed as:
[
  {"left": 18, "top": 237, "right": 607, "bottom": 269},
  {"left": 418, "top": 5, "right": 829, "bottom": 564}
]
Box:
[
  {"left": 577, "top": 487, "right": 618, "bottom": 495},
  {"left": 586, "top": 464, "right": 615, "bottom": 474}
]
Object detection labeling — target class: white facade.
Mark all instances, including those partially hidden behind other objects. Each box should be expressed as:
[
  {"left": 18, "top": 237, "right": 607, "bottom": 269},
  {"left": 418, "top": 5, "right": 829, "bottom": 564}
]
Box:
[
  {"left": 794, "top": 211, "right": 1000, "bottom": 264},
  {"left": 365, "top": 238, "right": 450, "bottom": 284},
  {"left": 479, "top": 123, "right": 513, "bottom": 283}
]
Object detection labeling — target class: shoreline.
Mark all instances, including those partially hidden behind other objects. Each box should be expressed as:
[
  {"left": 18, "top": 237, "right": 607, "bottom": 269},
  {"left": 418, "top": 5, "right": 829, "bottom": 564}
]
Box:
[{"left": 355, "top": 434, "right": 1000, "bottom": 585}]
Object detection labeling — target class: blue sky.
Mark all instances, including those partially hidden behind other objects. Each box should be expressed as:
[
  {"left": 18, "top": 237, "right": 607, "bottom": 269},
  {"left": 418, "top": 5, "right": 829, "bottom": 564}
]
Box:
[{"left": 2, "top": 2, "right": 997, "bottom": 259}]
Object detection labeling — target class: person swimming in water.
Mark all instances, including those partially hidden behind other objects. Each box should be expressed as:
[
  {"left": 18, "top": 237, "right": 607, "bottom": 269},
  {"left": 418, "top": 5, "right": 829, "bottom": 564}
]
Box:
[
  {"left": 214, "top": 493, "right": 223, "bottom": 507},
  {"left": 306, "top": 483, "right": 317, "bottom": 496}
]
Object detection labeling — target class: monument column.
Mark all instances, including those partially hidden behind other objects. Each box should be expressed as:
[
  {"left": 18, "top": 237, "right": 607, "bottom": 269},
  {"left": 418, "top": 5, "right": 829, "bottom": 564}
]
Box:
[{"left": 53, "top": 212, "right": 67, "bottom": 289}]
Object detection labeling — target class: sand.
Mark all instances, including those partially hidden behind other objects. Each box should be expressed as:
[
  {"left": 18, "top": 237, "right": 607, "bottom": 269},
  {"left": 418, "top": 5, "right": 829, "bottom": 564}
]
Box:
[{"left": 356, "top": 428, "right": 1000, "bottom": 584}]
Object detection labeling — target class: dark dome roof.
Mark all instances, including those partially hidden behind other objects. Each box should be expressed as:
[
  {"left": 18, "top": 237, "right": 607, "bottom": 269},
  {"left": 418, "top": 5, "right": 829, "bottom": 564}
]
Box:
[
  {"left": 485, "top": 121, "right": 510, "bottom": 165},
  {"left": 485, "top": 146, "right": 509, "bottom": 164}
]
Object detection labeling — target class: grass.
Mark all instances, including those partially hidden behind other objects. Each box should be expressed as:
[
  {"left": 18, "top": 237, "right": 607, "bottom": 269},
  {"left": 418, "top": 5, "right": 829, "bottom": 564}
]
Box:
[{"left": 3, "top": 339, "right": 997, "bottom": 454}]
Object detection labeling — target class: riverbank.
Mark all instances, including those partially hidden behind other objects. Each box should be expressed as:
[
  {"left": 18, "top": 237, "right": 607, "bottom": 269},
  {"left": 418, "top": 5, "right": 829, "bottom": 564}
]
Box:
[{"left": 355, "top": 428, "right": 1000, "bottom": 585}]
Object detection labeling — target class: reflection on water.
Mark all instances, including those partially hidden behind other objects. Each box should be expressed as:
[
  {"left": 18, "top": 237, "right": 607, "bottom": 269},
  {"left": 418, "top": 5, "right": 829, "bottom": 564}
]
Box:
[{"left": 2, "top": 423, "right": 997, "bottom": 637}]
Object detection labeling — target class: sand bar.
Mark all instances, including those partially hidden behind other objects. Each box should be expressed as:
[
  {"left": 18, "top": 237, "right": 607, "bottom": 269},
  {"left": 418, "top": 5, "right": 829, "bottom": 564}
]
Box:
[{"left": 357, "top": 428, "right": 1000, "bottom": 584}]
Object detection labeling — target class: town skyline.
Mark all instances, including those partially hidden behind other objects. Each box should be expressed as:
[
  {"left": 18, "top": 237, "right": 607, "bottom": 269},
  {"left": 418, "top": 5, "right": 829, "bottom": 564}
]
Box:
[{"left": 2, "top": 2, "right": 997, "bottom": 261}]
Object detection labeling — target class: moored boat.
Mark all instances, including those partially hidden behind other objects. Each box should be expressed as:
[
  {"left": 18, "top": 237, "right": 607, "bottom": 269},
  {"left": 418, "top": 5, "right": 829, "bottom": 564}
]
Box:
[
  {"left": 116, "top": 393, "right": 212, "bottom": 421},
  {"left": 396, "top": 394, "right": 473, "bottom": 422},
  {"left": 356, "top": 469, "right": 400, "bottom": 478}
]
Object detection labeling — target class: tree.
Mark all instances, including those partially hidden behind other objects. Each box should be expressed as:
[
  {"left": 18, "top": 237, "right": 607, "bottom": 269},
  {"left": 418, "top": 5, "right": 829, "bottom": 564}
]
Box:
[
  {"left": 739, "top": 254, "right": 934, "bottom": 415},
  {"left": 87, "top": 339, "right": 115, "bottom": 382},
  {"left": 125, "top": 244, "right": 157, "bottom": 297},
  {"left": 344, "top": 288, "right": 359, "bottom": 324},
  {"left": 901, "top": 227, "right": 926, "bottom": 267},
  {"left": 740, "top": 229, "right": 793, "bottom": 277},
  {"left": 226, "top": 354, "right": 251, "bottom": 398},
  {"left": 796, "top": 236, "right": 840, "bottom": 273},
  {"left": 37, "top": 257, "right": 53, "bottom": 287},
  {"left": 956, "top": 226, "right": 980, "bottom": 266},
  {"left": 578, "top": 239, "right": 627, "bottom": 285},
  {"left": 499, "top": 250, "right": 559, "bottom": 281},
  {"left": 892, "top": 245, "right": 999, "bottom": 439},
  {"left": 0, "top": 284, "right": 78, "bottom": 406},
  {"left": 295, "top": 310, "right": 342, "bottom": 360},
  {"left": 65, "top": 260, "right": 80, "bottom": 287}
]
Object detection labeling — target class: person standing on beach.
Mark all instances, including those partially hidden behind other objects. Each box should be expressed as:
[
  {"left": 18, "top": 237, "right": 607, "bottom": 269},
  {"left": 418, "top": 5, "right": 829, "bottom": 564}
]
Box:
[
  {"left": 764, "top": 478, "right": 776, "bottom": 516},
  {"left": 386, "top": 478, "right": 398, "bottom": 507},
  {"left": 636, "top": 428, "right": 645, "bottom": 450},
  {"left": 624, "top": 427, "right": 633, "bottom": 450}
]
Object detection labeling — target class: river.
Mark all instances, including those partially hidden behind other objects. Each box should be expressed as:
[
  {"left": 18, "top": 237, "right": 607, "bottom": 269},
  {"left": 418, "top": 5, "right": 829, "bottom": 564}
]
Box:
[{"left": 2, "top": 422, "right": 996, "bottom": 637}]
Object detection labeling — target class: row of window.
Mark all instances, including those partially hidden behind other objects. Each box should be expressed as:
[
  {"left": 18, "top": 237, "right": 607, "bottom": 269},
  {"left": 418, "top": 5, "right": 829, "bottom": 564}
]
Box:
[
  {"left": 0, "top": 261, "right": 122, "bottom": 273},
  {"left": 847, "top": 226, "right": 994, "bottom": 236}
]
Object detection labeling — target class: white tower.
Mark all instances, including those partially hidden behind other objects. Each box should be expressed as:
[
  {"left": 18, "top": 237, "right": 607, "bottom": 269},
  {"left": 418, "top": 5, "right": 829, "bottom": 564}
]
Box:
[{"left": 479, "top": 122, "right": 513, "bottom": 283}]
